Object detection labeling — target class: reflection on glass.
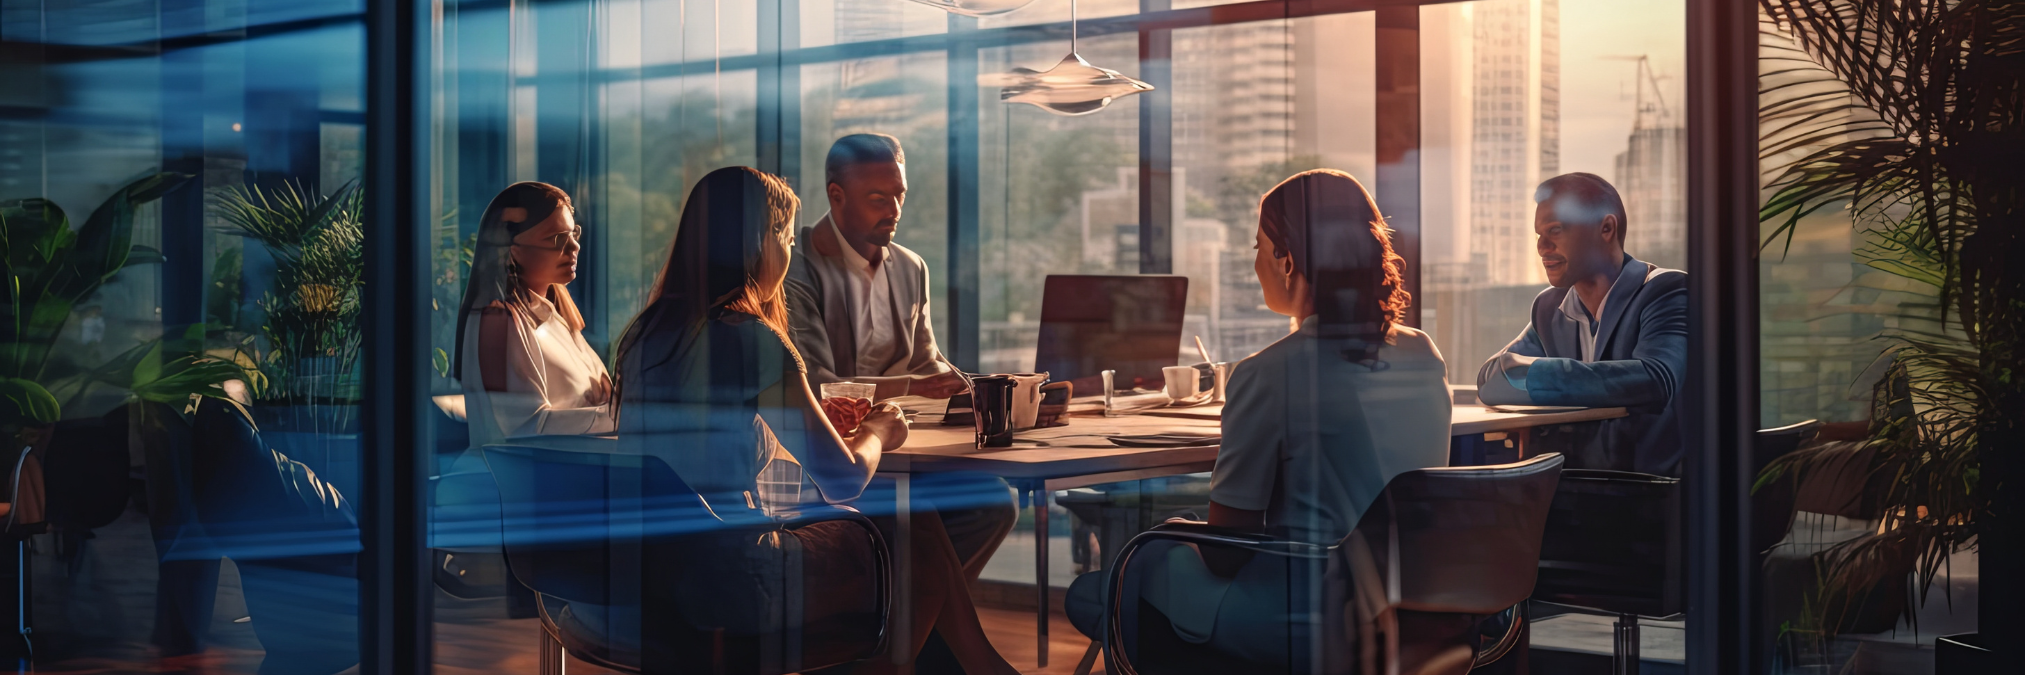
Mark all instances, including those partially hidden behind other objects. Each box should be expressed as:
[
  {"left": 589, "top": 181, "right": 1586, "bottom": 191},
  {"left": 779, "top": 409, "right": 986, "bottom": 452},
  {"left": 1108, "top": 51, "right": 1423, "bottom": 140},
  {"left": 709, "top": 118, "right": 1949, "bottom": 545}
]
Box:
[{"left": 907, "top": 0, "right": 1040, "bottom": 17}]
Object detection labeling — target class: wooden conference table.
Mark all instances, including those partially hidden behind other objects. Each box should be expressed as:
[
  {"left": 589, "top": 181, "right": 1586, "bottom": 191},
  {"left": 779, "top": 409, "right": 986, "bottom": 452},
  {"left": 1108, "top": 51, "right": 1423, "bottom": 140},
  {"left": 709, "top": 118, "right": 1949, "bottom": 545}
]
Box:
[{"left": 874, "top": 391, "right": 1627, "bottom": 668}]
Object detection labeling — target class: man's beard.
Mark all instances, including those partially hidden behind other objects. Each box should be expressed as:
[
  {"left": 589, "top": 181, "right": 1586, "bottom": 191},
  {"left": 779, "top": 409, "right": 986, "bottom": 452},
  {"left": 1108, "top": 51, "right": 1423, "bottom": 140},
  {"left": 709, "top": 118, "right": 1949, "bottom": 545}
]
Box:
[{"left": 865, "top": 221, "right": 896, "bottom": 247}]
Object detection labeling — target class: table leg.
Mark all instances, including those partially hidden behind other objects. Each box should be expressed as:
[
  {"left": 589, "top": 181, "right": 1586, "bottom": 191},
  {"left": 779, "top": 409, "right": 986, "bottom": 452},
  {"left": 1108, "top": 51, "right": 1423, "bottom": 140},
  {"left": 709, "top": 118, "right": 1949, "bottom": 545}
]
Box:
[
  {"left": 893, "top": 474, "right": 913, "bottom": 667},
  {"left": 1035, "top": 485, "right": 1051, "bottom": 669}
]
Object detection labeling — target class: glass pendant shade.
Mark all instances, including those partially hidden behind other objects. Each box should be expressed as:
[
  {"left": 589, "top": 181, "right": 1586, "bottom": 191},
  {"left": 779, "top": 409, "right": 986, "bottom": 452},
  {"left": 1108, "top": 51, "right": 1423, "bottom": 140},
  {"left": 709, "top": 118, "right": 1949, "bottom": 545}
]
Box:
[
  {"left": 906, "top": 0, "right": 1038, "bottom": 17},
  {"left": 995, "top": 52, "right": 1155, "bottom": 116}
]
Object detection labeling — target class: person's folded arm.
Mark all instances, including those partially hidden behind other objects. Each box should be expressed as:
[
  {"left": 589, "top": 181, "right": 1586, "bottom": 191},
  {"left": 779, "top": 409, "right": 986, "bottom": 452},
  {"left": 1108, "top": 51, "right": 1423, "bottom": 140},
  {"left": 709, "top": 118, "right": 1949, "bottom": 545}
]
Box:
[
  {"left": 1476, "top": 324, "right": 1548, "bottom": 406},
  {"left": 1523, "top": 285, "right": 1687, "bottom": 409},
  {"left": 480, "top": 307, "right": 613, "bottom": 437}
]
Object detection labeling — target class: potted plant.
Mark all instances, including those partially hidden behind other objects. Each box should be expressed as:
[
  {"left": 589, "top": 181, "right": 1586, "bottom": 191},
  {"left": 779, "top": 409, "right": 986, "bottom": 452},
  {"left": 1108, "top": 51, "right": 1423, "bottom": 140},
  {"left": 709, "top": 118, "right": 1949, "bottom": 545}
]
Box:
[
  {"left": 1757, "top": 1, "right": 2021, "bottom": 670},
  {"left": 2, "top": 172, "right": 260, "bottom": 449},
  {"left": 1, "top": 174, "right": 261, "bottom": 655},
  {"left": 211, "top": 181, "right": 366, "bottom": 497}
]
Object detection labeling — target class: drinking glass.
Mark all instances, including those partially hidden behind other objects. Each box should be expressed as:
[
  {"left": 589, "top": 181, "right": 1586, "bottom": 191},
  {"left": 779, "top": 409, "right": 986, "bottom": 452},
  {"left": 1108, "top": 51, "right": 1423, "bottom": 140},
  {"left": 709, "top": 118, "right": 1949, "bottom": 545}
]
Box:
[
  {"left": 819, "top": 381, "right": 876, "bottom": 403},
  {"left": 1101, "top": 369, "right": 1120, "bottom": 417}
]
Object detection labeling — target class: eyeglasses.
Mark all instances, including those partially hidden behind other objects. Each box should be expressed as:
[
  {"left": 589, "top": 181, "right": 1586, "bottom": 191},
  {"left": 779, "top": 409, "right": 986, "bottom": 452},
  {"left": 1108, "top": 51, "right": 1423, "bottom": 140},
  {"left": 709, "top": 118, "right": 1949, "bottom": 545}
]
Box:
[{"left": 516, "top": 228, "right": 583, "bottom": 251}]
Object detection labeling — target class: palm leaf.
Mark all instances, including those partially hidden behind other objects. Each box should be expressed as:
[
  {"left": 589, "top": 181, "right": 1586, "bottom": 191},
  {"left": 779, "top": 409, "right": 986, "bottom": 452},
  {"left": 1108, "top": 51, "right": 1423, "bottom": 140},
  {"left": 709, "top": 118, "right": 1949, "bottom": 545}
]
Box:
[{"left": 1756, "top": 0, "right": 2023, "bottom": 642}]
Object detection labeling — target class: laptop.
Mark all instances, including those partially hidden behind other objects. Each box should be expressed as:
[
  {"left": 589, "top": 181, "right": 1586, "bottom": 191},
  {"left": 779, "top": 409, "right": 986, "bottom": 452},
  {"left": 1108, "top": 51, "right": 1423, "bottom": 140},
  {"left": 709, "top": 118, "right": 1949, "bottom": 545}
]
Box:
[{"left": 1034, "top": 274, "right": 1190, "bottom": 394}]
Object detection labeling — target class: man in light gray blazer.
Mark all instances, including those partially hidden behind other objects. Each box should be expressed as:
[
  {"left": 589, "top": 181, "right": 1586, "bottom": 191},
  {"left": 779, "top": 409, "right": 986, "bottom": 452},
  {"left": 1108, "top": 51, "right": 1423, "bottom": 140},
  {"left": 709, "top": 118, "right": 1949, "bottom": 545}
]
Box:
[
  {"left": 1478, "top": 173, "right": 1688, "bottom": 475},
  {"left": 785, "top": 133, "right": 1014, "bottom": 588},
  {"left": 785, "top": 133, "right": 969, "bottom": 403}
]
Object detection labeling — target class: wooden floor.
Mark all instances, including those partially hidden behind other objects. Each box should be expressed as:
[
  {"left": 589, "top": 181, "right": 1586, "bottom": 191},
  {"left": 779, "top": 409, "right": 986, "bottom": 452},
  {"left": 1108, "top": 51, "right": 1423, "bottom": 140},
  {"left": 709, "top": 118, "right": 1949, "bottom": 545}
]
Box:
[
  {"left": 29, "top": 507, "right": 1096, "bottom": 675},
  {"left": 437, "top": 596, "right": 1102, "bottom": 675}
]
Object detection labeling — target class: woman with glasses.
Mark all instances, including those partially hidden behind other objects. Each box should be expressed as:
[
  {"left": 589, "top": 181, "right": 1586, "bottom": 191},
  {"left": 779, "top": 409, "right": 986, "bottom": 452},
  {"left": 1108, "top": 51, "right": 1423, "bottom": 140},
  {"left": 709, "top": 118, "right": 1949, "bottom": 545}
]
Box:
[
  {"left": 435, "top": 183, "right": 616, "bottom": 611},
  {"left": 455, "top": 181, "right": 614, "bottom": 444}
]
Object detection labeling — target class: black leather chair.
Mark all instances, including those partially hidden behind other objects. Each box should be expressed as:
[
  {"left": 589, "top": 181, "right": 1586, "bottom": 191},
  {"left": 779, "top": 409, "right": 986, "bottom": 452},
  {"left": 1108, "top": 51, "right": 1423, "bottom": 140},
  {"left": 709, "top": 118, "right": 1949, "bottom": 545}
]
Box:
[
  {"left": 1531, "top": 467, "right": 1680, "bottom": 675},
  {"left": 115, "top": 399, "right": 224, "bottom": 657},
  {"left": 1532, "top": 422, "right": 1823, "bottom": 675},
  {"left": 187, "top": 397, "right": 361, "bottom": 675},
  {"left": 483, "top": 444, "right": 891, "bottom": 675},
  {"left": 1095, "top": 453, "right": 1565, "bottom": 675},
  {"left": 43, "top": 414, "right": 129, "bottom": 573},
  {"left": 1751, "top": 420, "right": 1821, "bottom": 559}
]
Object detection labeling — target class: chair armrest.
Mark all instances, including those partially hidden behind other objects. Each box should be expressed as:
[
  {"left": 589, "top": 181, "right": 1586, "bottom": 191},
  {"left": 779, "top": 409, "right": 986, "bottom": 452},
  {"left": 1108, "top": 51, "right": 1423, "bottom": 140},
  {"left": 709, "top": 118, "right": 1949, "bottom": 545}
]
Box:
[
  {"left": 1137, "top": 520, "right": 1331, "bottom": 559},
  {"left": 1099, "top": 525, "right": 1333, "bottom": 667},
  {"left": 1560, "top": 469, "right": 1678, "bottom": 484}
]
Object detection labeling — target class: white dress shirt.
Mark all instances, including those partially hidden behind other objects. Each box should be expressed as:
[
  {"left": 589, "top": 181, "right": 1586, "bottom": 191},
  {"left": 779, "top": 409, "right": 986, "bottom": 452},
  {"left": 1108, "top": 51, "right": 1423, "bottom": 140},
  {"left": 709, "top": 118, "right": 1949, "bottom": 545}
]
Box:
[{"left": 828, "top": 222, "right": 906, "bottom": 377}]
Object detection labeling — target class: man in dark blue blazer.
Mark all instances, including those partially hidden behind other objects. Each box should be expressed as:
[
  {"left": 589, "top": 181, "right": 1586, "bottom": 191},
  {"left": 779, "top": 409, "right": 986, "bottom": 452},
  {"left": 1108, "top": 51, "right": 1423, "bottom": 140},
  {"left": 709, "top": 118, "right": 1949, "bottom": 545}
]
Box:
[{"left": 1477, "top": 173, "right": 1688, "bottom": 475}]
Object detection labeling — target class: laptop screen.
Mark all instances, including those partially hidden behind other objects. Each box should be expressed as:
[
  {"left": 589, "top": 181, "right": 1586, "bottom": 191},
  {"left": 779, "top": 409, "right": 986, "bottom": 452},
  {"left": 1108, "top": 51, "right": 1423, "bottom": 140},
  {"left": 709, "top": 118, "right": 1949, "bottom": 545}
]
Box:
[{"left": 1034, "top": 275, "right": 1190, "bottom": 394}]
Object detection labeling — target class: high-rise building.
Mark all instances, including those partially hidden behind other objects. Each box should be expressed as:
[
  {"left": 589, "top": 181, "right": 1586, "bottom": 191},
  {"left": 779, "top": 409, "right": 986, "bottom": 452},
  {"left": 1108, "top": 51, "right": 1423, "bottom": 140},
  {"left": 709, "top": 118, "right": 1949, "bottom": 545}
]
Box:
[
  {"left": 1612, "top": 58, "right": 1686, "bottom": 271},
  {"left": 1469, "top": 0, "right": 1560, "bottom": 287},
  {"left": 1171, "top": 21, "right": 1298, "bottom": 194},
  {"left": 1616, "top": 125, "right": 1686, "bottom": 270}
]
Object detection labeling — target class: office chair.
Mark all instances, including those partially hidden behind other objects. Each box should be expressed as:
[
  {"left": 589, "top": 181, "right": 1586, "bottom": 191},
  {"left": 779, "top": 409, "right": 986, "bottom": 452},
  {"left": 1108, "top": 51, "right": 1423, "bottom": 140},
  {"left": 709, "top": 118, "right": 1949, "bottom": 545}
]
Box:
[
  {"left": 1095, "top": 454, "right": 1566, "bottom": 675},
  {"left": 484, "top": 444, "right": 890, "bottom": 675}
]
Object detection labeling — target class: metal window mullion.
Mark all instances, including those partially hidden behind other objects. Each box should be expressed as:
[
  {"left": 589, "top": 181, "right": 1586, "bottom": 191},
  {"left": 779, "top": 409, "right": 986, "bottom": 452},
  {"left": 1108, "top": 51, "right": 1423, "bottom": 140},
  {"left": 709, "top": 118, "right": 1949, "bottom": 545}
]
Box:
[
  {"left": 1375, "top": 5, "right": 1421, "bottom": 326},
  {"left": 756, "top": 0, "right": 802, "bottom": 184},
  {"left": 948, "top": 14, "right": 981, "bottom": 372},
  {"left": 1138, "top": 0, "right": 1174, "bottom": 275},
  {"left": 361, "top": 0, "right": 432, "bottom": 672},
  {"left": 1684, "top": 0, "right": 1762, "bottom": 672}
]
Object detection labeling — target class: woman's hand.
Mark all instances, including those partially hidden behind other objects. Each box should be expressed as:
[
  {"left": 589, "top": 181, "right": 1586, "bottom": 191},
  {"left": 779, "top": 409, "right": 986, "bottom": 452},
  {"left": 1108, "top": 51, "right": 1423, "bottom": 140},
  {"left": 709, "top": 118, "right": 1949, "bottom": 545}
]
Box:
[{"left": 857, "top": 402, "right": 910, "bottom": 449}]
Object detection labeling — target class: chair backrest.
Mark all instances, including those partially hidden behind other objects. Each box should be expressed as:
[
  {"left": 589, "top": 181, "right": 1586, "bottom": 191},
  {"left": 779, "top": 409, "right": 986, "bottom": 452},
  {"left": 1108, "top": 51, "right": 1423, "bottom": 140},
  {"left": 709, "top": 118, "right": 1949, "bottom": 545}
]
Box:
[
  {"left": 482, "top": 444, "right": 720, "bottom": 606},
  {"left": 44, "top": 415, "right": 128, "bottom": 531},
  {"left": 188, "top": 397, "right": 357, "bottom": 559},
  {"left": 1751, "top": 420, "right": 1820, "bottom": 555},
  {"left": 1533, "top": 467, "right": 1683, "bottom": 617},
  {"left": 1353, "top": 453, "right": 1566, "bottom": 615}
]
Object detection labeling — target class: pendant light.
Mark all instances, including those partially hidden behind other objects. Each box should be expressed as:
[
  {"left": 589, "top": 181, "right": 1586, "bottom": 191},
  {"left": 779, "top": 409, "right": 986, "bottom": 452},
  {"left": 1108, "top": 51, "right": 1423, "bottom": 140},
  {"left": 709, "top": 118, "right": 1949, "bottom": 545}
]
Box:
[
  {"left": 991, "top": 0, "right": 1153, "bottom": 116},
  {"left": 907, "top": 0, "right": 1037, "bottom": 17}
]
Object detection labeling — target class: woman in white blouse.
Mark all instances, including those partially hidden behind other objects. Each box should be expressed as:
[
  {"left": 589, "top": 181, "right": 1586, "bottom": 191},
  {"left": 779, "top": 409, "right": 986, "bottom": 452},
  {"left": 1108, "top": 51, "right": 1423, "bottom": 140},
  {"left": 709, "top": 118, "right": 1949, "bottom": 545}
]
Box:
[
  {"left": 434, "top": 183, "right": 614, "bottom": 596},
  {"left": 455, "top": 181, "right": 615, "bottom": 445}
]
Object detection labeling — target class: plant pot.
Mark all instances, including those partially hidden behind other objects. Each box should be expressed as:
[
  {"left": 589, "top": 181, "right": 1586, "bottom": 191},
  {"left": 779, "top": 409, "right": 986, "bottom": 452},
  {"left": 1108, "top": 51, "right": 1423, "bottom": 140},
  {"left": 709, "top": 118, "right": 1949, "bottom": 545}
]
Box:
[
  {"left": 1935, "top": 633, "right": 1992, "bottom": 673},
  {"left": 250, "top": 404, "right": 361, "bottom": 500}
]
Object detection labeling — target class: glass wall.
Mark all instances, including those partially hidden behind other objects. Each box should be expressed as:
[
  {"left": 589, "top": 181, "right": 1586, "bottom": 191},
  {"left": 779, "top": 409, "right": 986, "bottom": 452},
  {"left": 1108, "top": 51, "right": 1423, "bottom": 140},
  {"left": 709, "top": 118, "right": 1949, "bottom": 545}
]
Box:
[
  {"left": 1755, "top": 6, "right": 1980, "bottom": 671},
  {"left": 1420, "top": 0, "right": 1688, "bottom": 385},
  {"left": 0, "top": 0, "right": 1780, "bottom": 673},
  {"left": 2, "top": 0, "right": 365, "bottom": 671}
]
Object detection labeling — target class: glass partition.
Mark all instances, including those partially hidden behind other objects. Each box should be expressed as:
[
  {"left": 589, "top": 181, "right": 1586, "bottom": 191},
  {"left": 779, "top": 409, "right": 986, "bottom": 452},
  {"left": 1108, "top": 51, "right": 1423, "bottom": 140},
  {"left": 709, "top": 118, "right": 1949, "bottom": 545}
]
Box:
[
  {"left": 0, "top": 0, "right": 1791, "bottom": 673},
  {"left": 3, "top": 0, "right": 365, "bottom": 671},
  {"left": 1420, "top": 0, "right": 1687, "bottom": 385},
  {"left": 1755, "top": 7, "right": 1981, "bottom": 671},
  {"left": 977, "top": 33, "right": 1140, "bottom": 374}
]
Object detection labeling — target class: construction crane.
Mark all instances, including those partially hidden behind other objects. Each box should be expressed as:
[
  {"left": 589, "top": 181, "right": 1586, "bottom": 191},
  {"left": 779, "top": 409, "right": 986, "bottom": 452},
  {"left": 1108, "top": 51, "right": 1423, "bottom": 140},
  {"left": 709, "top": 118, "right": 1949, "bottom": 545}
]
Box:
[{"left": 1602, "top": 54, "right": 1673, "bottom": 132}]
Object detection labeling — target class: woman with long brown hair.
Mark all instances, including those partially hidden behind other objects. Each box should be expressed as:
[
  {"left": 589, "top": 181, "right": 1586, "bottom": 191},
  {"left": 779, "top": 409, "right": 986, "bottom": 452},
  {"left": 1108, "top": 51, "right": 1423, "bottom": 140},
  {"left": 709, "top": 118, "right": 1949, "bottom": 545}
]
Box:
[{"left": 613, "top": 166, "right": 1018, "bottom": 675}]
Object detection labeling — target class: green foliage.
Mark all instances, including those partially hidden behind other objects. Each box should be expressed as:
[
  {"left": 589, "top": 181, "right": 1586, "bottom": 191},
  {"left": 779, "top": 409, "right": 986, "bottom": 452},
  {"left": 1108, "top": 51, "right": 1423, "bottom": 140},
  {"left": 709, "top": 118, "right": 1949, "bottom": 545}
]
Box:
[
  {"left": 1757, "top": 0, "right": 2024, "bottom": 639},
  {"left": 214, "top": 181, "right": 366, "bottom": 405},
  {"left": 206, "top": 247, "right": 245, "bottom": 330},
  {"left": 0, "top": 172, "right": 210, "bottom": 431},
  {"left": 0, "top": 379, "right": 58, "bottom": 426}
]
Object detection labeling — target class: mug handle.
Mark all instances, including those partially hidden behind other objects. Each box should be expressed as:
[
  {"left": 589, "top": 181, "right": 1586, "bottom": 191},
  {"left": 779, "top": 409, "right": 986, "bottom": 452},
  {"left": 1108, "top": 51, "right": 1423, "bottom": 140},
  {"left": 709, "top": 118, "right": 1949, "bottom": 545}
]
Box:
[{"left": 1039, "top": 380, "right": 1073, "bottom": 405}]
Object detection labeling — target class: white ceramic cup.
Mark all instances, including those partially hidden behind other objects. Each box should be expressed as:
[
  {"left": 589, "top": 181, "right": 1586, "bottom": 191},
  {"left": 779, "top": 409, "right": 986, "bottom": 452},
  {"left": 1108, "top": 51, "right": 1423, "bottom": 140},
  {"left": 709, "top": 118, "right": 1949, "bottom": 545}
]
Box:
[
  {"left": 1006, "top": 372, "right": 1050, "bottom": 430},
  {"left": 1163, "top": 365, "right": 1201, "bottom": 401}
]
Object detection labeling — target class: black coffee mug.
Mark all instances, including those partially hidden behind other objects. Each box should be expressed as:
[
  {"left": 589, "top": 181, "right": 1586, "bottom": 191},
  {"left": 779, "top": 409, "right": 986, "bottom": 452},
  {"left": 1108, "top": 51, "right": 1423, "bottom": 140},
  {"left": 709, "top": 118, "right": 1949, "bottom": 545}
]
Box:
[{"left": 970, "top": 375, "right": 1017, "bottom": 448}]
